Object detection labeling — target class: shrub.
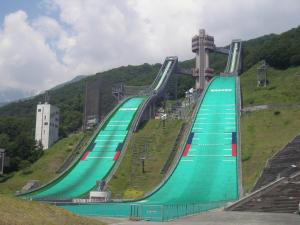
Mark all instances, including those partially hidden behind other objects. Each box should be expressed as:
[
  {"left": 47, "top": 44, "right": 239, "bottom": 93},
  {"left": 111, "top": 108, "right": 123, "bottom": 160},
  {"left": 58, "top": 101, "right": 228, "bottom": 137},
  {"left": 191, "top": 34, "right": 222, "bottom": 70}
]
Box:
[{"left": 274, "top": 111, "right": 281, "bottom": 116}]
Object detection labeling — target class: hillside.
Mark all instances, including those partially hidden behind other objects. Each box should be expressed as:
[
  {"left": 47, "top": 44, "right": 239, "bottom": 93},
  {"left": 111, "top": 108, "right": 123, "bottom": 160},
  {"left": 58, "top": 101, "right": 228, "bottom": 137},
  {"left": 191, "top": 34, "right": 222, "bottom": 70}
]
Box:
[
  {"left": 0, "top": 25, "right": 299, "bottom": 178},
  {"left": 0, "top": 132, "right": 87, "bottom": 194},
  {"left": 240, "top": 65, "right": 300, "bottom": 192},
  {"left": 0, "top": 87, "right": 36, "bottom": 105},
  {"left": 242, "top": 26, "right": 300, "bottom": 70},
  {"left": 241, "top": 65, "right": 300, "bottom": 106},
  {"left": 0, "top": 194, "right": 105, "bottom": 225},
  {"left": 107, "top": 119, "right": 185, "bottom": 199}
]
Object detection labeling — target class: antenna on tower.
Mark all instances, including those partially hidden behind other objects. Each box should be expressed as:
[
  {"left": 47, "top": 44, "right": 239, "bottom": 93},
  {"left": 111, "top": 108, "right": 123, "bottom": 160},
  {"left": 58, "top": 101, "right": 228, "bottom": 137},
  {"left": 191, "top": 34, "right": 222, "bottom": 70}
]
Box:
[{"left": 44, "top": 91, "right": 50, "bottom": 103}]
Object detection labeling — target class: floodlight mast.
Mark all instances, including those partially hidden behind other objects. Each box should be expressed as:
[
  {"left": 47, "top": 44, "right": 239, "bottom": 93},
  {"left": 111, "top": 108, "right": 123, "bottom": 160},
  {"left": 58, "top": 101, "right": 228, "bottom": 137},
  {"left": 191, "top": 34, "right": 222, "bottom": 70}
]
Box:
[{"left": 0, "top": 149, "right": 5, "bottom": 175}]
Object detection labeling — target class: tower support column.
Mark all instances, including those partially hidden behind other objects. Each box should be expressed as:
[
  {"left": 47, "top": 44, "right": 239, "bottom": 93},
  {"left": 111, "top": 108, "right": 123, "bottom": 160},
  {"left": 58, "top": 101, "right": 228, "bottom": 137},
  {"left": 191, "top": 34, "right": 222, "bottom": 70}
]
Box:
[{"left": 192, "top": 29, "right": 215, "bottom": 92}]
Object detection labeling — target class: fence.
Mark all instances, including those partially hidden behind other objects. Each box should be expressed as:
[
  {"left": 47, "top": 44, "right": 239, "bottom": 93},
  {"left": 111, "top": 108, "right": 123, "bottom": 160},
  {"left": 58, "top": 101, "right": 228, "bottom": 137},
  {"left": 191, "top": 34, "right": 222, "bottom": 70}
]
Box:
[{"left": 129, "top": 201, "right": 227, "bottom": 221}]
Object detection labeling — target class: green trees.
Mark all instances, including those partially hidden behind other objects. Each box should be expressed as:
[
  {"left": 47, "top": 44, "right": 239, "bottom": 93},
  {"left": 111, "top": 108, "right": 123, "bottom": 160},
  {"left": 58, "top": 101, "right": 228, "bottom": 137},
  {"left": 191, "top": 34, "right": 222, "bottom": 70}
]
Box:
[
  {"left": 243, "top": 26, "right": 300, "bottom": 70},
  {"left": 0, "top": 117, "right": 43, "bottom": 172}
]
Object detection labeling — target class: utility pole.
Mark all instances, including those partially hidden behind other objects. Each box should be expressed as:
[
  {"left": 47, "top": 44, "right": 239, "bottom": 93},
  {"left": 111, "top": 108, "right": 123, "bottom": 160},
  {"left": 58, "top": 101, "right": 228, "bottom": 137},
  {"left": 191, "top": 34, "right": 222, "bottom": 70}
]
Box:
[
  {"left": 140, "top": 156, "right": 145, "bottom": 174},
  {"left": 0, "top": 149, "right": 5, "bottom": 175}
]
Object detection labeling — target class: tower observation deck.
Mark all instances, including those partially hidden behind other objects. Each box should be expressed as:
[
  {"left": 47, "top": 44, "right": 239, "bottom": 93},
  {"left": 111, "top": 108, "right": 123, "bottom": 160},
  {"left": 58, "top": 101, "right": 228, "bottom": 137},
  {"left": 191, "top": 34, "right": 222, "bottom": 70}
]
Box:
[{"left": 192, "top": 29, "right": 215, "bottom": 91}]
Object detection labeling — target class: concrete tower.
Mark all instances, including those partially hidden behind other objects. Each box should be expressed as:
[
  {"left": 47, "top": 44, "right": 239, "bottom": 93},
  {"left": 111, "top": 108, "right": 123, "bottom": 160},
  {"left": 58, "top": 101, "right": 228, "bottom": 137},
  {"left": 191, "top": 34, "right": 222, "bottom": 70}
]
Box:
[
  {"left": 35, "top": 102, "right": 59, "bottom": 150},
  {"left": 191, "top": 29, "right": 215, "bottom": 91}
]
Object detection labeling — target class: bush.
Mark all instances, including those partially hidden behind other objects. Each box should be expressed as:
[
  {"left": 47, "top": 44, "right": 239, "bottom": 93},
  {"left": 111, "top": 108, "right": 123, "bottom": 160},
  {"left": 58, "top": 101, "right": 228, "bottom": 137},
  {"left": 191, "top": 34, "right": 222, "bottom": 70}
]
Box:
[
  {"left": 248, "top": 98, "right": 255, "bottom": 105},
  {"left": 242, "top": 153, "right": 251, "bottom": 162},
  {"left": 19, "top": 160, "right": 33, "bottom": 175},
  {"left": 0, "top": 173, "right": 14, "bottom": 183},
  {"left": 274, "top": 111, "right": 281, "bottom": 116},
  {"left": 21, "top": 167, "right": 33, "bottom": 175},
  {"left": 123, "top": 188, "right": 144, "bottom": 199},
  {"left": 290, "top": 54, "right": 300, "bottom": 66},
  {"left": 19, "top": 160, "right": 31, "bottom": 170}
]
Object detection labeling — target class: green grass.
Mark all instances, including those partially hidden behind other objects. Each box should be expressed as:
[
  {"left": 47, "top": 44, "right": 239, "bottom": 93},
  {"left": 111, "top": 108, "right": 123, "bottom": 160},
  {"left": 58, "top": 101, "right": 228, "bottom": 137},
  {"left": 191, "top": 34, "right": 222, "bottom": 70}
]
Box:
[
  {"left": 0, "top": 194, "right": 105, "bottom": 225},
  {"left": 241, "top": 65, "right": 300, "bottom": 106},
  {"left": 0, "top": 132, "right": 87, "bottom": 194},
  {"left": 241, "top": 109, "right": 300, "bottom": 192},
  {"left": 107, "top": 119, "right": 184, "bottom": 199},
  {"left": 240, "top": 65, "right": 300, "bottom": 193}
]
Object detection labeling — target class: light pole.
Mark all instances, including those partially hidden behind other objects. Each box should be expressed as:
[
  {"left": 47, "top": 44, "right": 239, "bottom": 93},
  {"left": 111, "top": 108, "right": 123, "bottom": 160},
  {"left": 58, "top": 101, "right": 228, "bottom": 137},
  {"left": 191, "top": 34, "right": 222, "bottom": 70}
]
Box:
[
  {"left": 140, "top": 156, "right": 145, "bottom": 174},
  {"left": 0, "top": 149, "right": 5, "bottom": 175}
]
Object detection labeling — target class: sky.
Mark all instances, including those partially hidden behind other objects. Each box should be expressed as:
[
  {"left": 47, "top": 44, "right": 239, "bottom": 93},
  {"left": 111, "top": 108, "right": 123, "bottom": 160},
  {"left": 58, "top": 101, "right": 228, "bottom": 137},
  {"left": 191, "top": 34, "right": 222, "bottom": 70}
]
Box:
[{"left": 0, "top": 0, "right": 300, "bottom": 92}]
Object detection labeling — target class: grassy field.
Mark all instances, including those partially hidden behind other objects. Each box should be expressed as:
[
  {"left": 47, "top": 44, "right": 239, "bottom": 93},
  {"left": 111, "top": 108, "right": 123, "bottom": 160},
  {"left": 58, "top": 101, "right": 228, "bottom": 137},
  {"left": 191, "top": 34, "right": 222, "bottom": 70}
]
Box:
[
  {"left": 107, "top": 119, "right": 184, "bottom": 199},
  {"left": 240, "top": 65, "right": 300, "bottom": 192},
  {"left": 241, "top": 65, "right": 300, "bottom": 106},
  {"left": 0, "top": 194, "right": 105, "bottom": 225},
  {"left": 241, "top": 109, "right": 300, "bottom": 192},
  {"left": 0, "top": 132, "right": 89, "bottom": 194}
]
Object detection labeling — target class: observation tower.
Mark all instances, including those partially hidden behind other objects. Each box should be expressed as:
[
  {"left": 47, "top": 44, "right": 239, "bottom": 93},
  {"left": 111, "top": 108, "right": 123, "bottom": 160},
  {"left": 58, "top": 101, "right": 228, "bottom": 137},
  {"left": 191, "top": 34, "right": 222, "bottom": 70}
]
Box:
[{"left": 192, "top": 29, "right": 215, "bottom": 91}]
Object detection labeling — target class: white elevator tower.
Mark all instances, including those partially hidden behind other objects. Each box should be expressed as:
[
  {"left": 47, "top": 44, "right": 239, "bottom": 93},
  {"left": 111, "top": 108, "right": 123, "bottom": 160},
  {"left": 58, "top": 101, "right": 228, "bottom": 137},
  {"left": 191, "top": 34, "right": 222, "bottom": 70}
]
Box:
[
  {"left": 192, "top": 29, "right": 215, "bottom": 91},
  {"left": 35, "top": 102, "right": 59, "bottom": 150}
]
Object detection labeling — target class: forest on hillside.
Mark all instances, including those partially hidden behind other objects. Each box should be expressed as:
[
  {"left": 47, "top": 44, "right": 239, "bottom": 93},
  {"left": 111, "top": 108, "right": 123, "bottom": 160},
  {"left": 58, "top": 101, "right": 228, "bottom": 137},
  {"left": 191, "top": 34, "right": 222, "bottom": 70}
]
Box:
[{"left": 0, "top": 25, "right": 299, "bottom": 174}]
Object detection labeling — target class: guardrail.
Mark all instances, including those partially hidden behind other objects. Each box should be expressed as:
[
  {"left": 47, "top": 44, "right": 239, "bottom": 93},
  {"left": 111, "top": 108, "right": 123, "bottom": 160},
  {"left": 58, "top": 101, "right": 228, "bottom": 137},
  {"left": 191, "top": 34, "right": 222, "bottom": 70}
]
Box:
[
  {"left": 225, "top": 176, "right": 287, "bottom": 211},
  {"left": 252, "top": 134, "right": 300, "bottom": 191},
  {"left": 131, "top": 57, "right": 178, "bottom": 132},
  {"left": 236, "top": 76, "right": 244, "bottom": 198},
  {"left": 160, "top": 122, "right": 187, "bottom": 174},
  {"left": 129, "top": 201, "right": 226, "bottom": 221},
  {"left": 56, "top": 132, "right": 89, "bottom": 174},
  {"left": 225, "top": 40, "right": 242, "bottom": 74}
]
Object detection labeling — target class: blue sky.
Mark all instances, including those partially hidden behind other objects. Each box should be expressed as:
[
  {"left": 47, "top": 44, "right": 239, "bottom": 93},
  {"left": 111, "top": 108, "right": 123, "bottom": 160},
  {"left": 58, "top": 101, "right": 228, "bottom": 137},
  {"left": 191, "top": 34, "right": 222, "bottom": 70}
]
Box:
[
  {"left": 0, "top": 0, "right": 41, "bottom": 22},
  {"left": 0, "top": 0, "right": 300, "bottom": 92},
  {"left": 0, "top": 0, "right": 61, "bottom": 25}
]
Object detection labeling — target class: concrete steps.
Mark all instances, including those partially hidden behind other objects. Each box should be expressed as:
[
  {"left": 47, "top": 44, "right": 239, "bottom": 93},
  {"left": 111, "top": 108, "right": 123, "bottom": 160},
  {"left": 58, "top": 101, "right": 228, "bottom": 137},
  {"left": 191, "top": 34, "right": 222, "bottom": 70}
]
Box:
[{"left": 226, "top": 135, "right": 300, "bottom": 213}]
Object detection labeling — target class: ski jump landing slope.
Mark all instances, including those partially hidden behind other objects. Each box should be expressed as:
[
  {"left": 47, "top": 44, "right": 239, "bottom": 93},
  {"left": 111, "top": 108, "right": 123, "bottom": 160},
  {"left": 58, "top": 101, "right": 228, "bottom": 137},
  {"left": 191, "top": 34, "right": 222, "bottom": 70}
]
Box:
[{"left": 60, "top": 75, "right": 239, "bottom": 219}]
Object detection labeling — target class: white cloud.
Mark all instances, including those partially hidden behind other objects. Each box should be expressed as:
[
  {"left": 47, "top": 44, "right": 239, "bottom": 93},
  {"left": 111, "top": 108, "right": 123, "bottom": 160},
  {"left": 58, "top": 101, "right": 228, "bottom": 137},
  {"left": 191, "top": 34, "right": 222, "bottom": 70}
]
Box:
[
  {"left": 49, "top": 0, "right": 300, "bottom": 73},
  {"left": 50, "top": 0, "right": 151, "bottom": 74},
  {"left": 1, "top": 0, "right": 300, "bottom": 92},
  {"left": 0, "top": 11, "right": 68, "bottom": 91}
]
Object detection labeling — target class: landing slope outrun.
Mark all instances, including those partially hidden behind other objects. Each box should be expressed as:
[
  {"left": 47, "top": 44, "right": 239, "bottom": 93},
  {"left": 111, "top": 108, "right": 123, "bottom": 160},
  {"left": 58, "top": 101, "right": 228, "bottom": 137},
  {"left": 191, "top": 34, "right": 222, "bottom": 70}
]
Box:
[
  {"left": 61, "top": 76, "right": 239, "bottom": 217},
  {"left": 144, "top": 76, "right": 238, "bottom": 204}
]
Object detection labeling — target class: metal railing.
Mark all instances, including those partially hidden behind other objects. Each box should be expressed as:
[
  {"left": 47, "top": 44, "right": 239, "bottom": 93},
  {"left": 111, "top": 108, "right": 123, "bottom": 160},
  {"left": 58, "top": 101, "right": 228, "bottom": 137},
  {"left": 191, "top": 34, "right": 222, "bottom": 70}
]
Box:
[
  {"left": 130, "top": 201, "right": 226, "bottom": 221},
  {"left": 56, "top": 132, "right": 89, "bottom": 174},
  {"left": 236, "top": 76, "right": 244, "bottom": 198},
  {"left": 124, "top": 85, "right": 151, "bottom": 96},
  {"left": 252, "top": 134, "right": 300, "bottom": 191},
  {"left": 131, "top": 57, "right": 178, "bottom": 132},
  {"left": 225, "top": 40, "right": 242, "bottom": 74},
  {"left": 160, "top": 123, "right": 187, "bottom": 174},
  {"left": 225, "top": 176, "right": 287, "bottom": 211}
]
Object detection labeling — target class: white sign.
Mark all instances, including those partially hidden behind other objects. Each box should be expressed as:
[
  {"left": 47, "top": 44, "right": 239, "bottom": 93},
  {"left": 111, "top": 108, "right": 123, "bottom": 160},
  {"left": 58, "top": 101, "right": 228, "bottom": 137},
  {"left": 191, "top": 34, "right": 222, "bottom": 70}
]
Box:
[{"left": 211, "top": 89, "right": 232, "bottom": 92}]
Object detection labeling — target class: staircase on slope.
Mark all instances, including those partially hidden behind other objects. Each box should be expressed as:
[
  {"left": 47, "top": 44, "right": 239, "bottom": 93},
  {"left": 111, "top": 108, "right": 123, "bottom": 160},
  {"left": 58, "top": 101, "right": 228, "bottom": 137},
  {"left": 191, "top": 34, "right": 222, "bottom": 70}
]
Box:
[
  {"left": 226, "top": 135, "right": 300, "bottom": 213},
  {"left": 254, "top": 135, "right": 300, "bottom": 190}
]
